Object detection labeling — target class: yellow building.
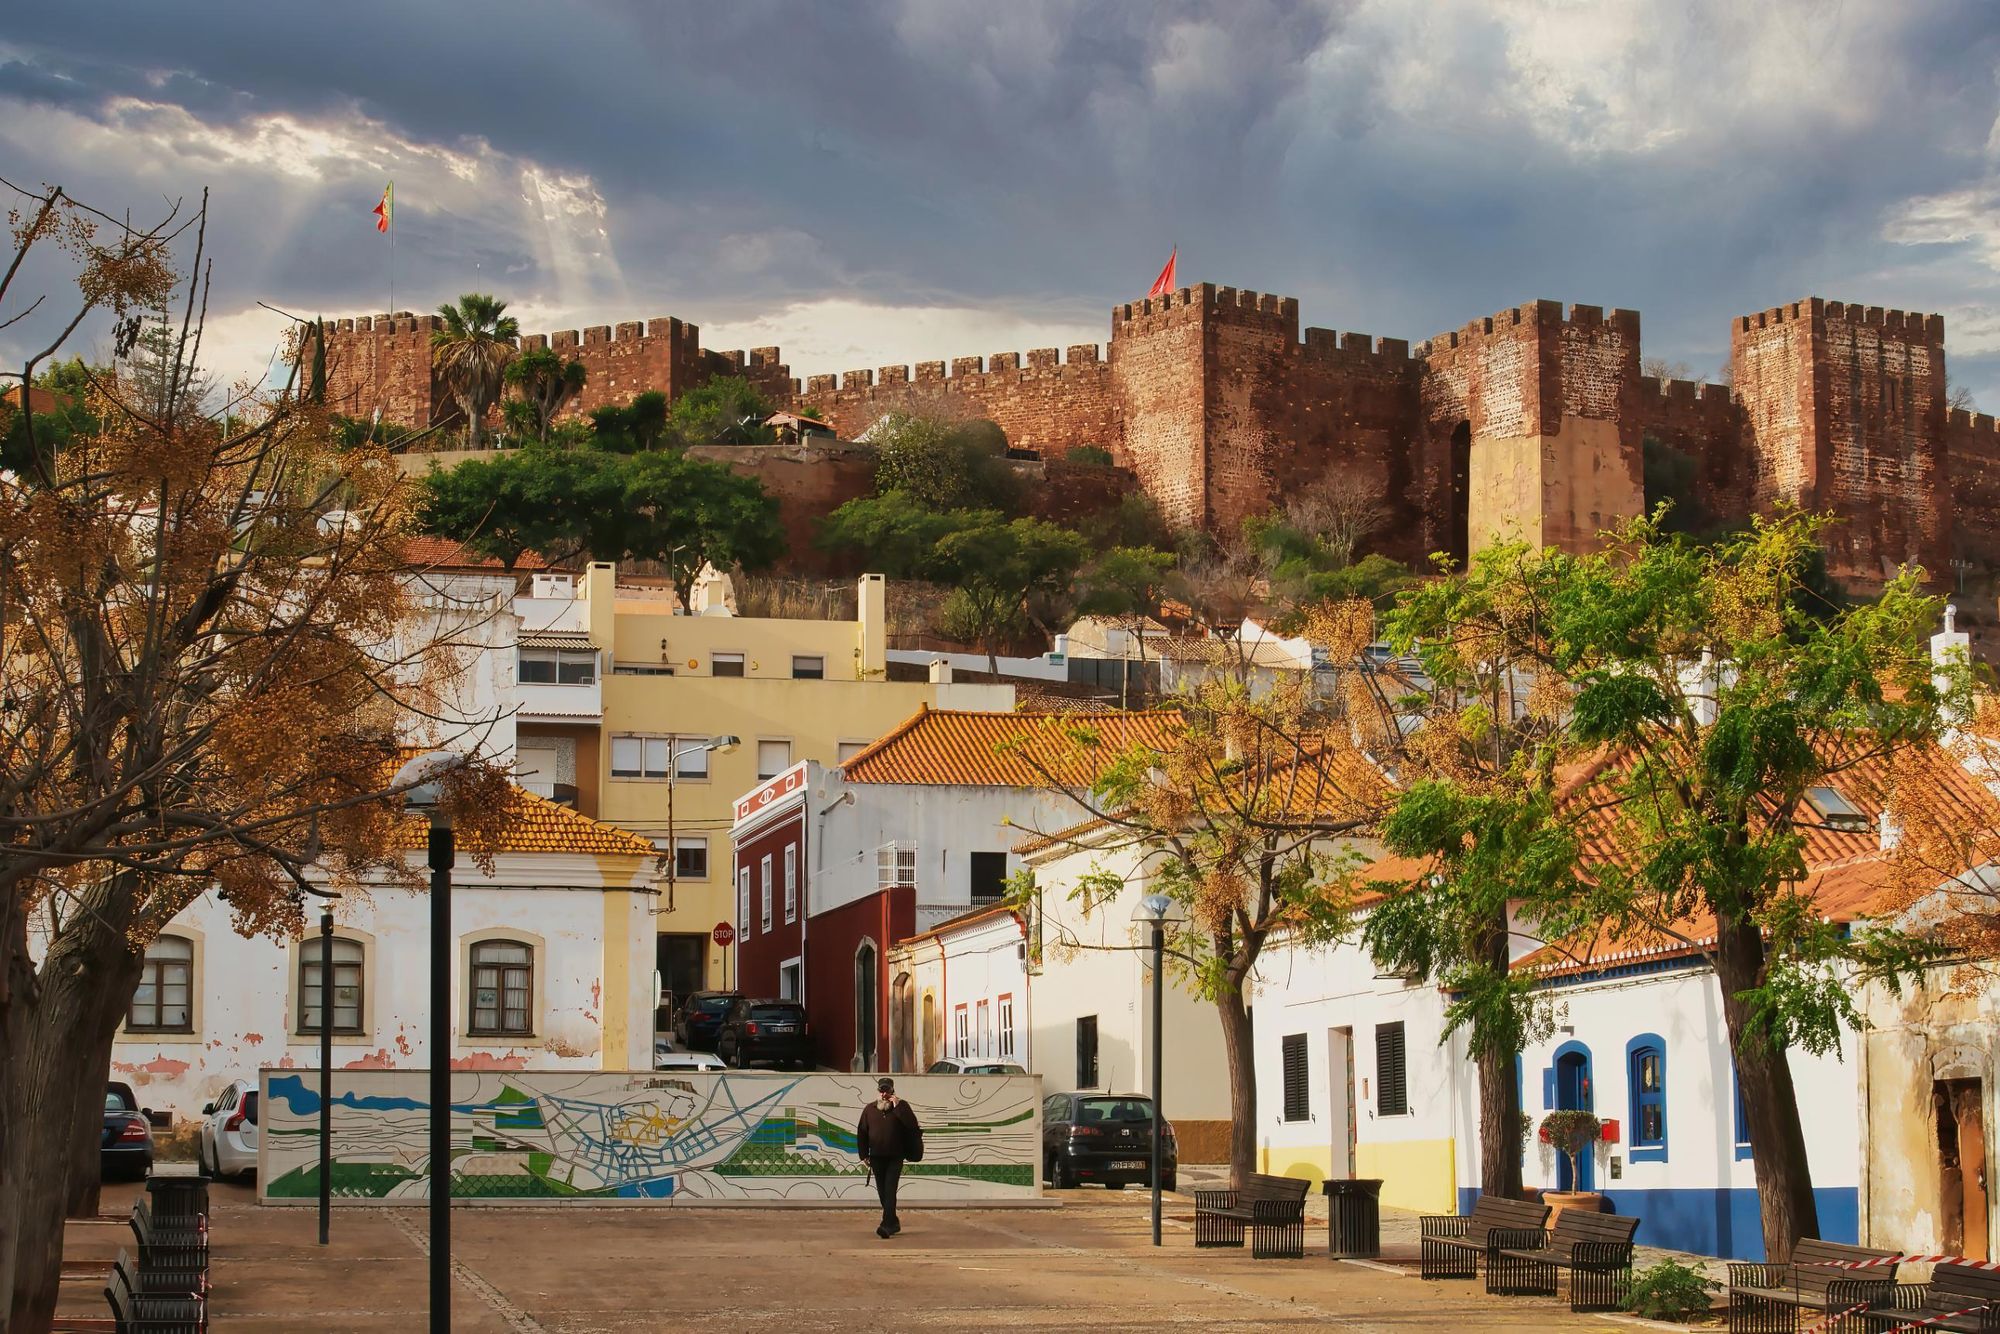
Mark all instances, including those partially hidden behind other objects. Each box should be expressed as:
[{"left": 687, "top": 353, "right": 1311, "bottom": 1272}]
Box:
[{"left": 509, "top": 563, "right": 1014, "bottom": 1015}]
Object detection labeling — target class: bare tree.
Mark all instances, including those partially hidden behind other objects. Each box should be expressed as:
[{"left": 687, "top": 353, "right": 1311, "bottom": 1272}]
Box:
[{"left": 1285, "top": 471, "right": 1389, "bottom": 570}]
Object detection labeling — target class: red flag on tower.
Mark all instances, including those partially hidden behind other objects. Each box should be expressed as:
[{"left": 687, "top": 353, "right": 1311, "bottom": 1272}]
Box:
[
  {"left": 1146, "top": 246, "right": 1177, "bottom": 298},
  {"left": 372, "top": 182, "right": 394, "bottom": 234}
]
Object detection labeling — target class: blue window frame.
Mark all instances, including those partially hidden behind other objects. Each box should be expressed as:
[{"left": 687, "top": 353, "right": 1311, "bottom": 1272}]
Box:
[
  {"left": 1732, "top": 1063, "right": 1753, "bottom": 1161},
  {"left": 1626, "top": 1034, "right": 1667, "bottom": 1163}
]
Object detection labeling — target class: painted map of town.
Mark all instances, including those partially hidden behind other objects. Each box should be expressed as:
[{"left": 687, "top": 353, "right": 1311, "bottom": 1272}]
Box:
[{"left": 260, "top": 1070, "right": 1039, "bottom": 1203}]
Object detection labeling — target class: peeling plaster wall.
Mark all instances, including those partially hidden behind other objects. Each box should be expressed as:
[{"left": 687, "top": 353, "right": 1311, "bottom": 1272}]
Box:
[
  {"left": 1860, "top": 966, "right": 2000, "bottom": 1255},
  {"left": 110, "top": 864, "right": 655, "bottom": 1120}
]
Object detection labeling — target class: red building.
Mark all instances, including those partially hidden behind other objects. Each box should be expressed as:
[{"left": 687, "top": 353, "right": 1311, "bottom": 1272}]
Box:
[{"left": 730, "top": 761, "right": 911, "bottom": 1070}]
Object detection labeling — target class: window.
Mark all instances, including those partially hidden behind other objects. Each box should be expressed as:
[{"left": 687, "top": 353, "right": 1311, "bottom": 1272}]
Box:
[
  {"left": 969, "top": 852, "right": 1008, "bottom": 903},
  {"left": 760, "top": 854, "right": 774, "bottom": 933},
  {"left": 1375, "top": 1021, "right": 1408, "bottom": 1116},
  {"left": 1803, "top": 785, "right": 1869, "bottom": 832},
  {"left": 610, "top": 735, "right": 707, "bottom": 780},
  {"left": 470, "top": 940, "right": 534, "bottom": 1037},
  {"left": 1732, "top": 1063, "right": 1753, "bottom": 1161},
  {"left": 791, "top": 655, "right": 825, "bottom": 680},
  {"left": 838, "top": 741, "right": 868, "bottom": 764},
  {"left": 1076, "top": 1015, "right": 1099, "bottom": 1088},
  {"left": 298, "top": 937, "right": 364, "bottom": 1035},
  {"left": 1627, "top": 1034, "right": 1667, "bottom": 1161},
  {"left": 998, "top": 994, "right": 1015, "bottom": 1058},
  {"left": 673, "top": 836, "right": 708, "bottom": 880},
  {"left": 712, "top": 652, "right": 745, "bottom": 677},
  {"left": 128, "top": 936, "right": 193, "bottom": 1033},
  {"left": 757, "top": 739, "right": 792, "bottom": 780},
  {"left": 976, "top": 999, "right": 991, "bottom": 1056},
  {"left": 877, "top": 843, "right": 916, "bottom": 889},
  {"left": 854, "top": 939, "right": 879, "bottom": 1067},
  {"left": 738, "top": 867, "right": 751, "bottom": 932},
  {"left": 612, "top": 661, "right": 673, "bottom": 676},
  {"left": 518, "top": 647, "right": 595, "bottom": 685},
  {"left": 1281, "top": 1032, "right": 1310, "bottom": 1122},
  {"left": 954, "top": 1004, "right": 970, "bottom": 1058},
  {"left": 783, "top": 844, "right": 797, "bottom": 924}
]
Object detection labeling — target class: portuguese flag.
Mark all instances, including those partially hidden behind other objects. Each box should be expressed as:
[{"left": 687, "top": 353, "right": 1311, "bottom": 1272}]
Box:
[{"left": 372, "top": 182, "right": 393, "bottom": 233}]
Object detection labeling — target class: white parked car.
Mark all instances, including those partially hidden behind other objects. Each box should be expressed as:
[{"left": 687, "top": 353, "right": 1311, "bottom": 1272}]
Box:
[
  {"left": 197, "top": 1079, "right": 259, "bottom": 1179},
  {"left": 654, "top": 1050, "right": 728, "bottom": 1073}
]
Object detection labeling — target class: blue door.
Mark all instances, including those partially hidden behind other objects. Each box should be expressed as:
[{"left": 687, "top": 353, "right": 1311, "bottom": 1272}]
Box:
[{"left": 1553, "top": 1045, "right": 1594, "bottom": 1191}]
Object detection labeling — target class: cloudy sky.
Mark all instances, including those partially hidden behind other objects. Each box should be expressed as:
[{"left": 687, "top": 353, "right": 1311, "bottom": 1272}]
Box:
[{"left": 5, "top": 1, "right": 2000, "bottom": 403}]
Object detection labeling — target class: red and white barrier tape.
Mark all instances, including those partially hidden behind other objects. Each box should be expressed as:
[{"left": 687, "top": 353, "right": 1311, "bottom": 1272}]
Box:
[
  {"left": 1878, "top": 1305, "right": 1994, "bottom": 1333},
  {"left": 1798, "top": 1299, "right": 1873, "bottom": 1334},
  {"left": 1788, "top": 1253, "right": 2000, "bottom": 1334}
]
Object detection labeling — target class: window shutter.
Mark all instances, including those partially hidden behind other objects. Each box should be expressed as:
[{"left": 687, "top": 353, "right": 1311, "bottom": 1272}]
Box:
[
  {"left": 1375, "top": 1021, "right": 1408, "bottom": 1116},
  {"left": 1281, "top": 1033, "right": 1310, "bottom": 1122}
]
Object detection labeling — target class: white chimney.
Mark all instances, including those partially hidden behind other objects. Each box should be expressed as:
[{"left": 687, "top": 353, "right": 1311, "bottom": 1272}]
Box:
[
  {"left": 929, "top": 657, "right": 953, "bottom": 684},
  {"left": 1933, "top": 604, "right": 1971, "bottom": 740}
]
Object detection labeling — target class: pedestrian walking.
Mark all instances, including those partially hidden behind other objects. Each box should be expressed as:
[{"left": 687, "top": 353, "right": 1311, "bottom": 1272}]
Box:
[{"left": 856, "top": 1076, "right": 923, "bottom": 1238}]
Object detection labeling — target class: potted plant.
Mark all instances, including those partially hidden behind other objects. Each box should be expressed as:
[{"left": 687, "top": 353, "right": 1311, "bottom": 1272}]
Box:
[{"left": 1538, "top": 1109, "right": 1605, "bottom": 1218}]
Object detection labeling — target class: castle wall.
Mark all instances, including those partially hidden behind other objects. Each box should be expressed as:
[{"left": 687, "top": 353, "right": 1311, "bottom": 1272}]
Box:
[
  {"left": 1732, "top": 299, "right": 1949, "bottom": 585},
  {"left": 326, "top": 313, "right": 442, "bottom": 428},
  {"left": 784, "top": 346, "right": 1119, "bottom": 458},
  {"left": 1632, "top": 376, "right": 1746, "bottom": 531},
  {"left": 684, "top": 441, "right": 878, "bottom": 576},
  {"left": 1111, "top": 288, "right": 1211, "bottom": 528}
]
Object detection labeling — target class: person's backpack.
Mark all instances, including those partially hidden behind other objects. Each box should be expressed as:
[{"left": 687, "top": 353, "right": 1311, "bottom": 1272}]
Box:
[{"left": 902, "top": 1107, "right": 925, "bottom": 1163}]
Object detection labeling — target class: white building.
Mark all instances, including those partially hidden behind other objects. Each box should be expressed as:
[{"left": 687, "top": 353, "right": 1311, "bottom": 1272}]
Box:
[
  {"left": 110, "top": 782, "right": 662, "bottom": 1119},
  {"left": 888, "top": 903, "right": 1032, "bottom": 1072}
]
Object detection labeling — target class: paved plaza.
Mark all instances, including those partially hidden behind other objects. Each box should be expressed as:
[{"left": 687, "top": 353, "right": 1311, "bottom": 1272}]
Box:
[{"left": 60, "top": 1178, "right": 1696, "bottom": 1331}]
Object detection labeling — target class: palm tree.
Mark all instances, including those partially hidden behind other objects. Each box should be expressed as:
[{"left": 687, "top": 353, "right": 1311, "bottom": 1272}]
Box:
[{"left": 430, "top": 293, "right": 520, "bottom": 448}]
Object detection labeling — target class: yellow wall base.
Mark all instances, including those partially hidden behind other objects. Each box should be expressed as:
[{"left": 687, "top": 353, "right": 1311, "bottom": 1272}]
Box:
[{"left": 1259, "top": 1138, "right": 1457, "bottom": 1214}]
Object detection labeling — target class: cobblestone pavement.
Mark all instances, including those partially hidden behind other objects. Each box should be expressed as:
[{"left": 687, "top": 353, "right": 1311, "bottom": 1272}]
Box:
[{"left": 62, "top": 1177, "right": 1699, "bottom": 1331}]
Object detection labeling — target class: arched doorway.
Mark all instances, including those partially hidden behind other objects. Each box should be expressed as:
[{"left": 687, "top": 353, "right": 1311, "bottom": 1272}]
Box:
[
  {"left": 891, "top": 972, "right": 915, "bottom": 1072},
  {"left": 921, "top": 990, "right": 940, "bottom": 1070},
  {"left": 1552, "top": 1040, "right": 1594, "bottom": 1191},
  {"left": 853, "top": 938, "right": 879, "bottom": 1071}
]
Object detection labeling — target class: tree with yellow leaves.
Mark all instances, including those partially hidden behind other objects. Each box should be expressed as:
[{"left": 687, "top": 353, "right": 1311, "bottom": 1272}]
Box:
[{"left": 0, "top": 182, "right": 507, "bottom": 1332}]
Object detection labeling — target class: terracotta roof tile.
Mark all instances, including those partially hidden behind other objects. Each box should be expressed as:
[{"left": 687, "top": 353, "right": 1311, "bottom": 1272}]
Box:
[
  {"left": 841, "top": 706, "right": 1183, "bottom": 788},
  {"left": 386, "top": 758, "right": 656, "bottom": 859},
  {"left": 402, "top": 536, "right": 552, "bottom": 571}
]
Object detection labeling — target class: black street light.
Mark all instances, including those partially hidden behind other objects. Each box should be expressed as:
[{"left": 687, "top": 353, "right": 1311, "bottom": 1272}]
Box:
[
  {"left": 1132, "top": 890, "right": 1184, "bottom": 1248},
  {"left": 394, "top": 749, "right": 467, "bottom": 1334},
  {"left": 318, "top": 900, "right": 335, "bottom": 1246}
]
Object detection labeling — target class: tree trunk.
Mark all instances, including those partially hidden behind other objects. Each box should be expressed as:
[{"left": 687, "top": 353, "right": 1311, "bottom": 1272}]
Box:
[
  {"left": 1474, "top": 909, "right": 1523, "bottom": 1199},
  {"left": 4, "top": 876, "right": 142, "bottom": 1331},
  {"left": 1214, "top": 983, "right": 1257, "bottom": 1189},
  {"left": 1715, "top": 910, "right": 1819, "bottom": 1262},
  {"left": 63, "top": 946, "right": 146, "bottom": 1219}
]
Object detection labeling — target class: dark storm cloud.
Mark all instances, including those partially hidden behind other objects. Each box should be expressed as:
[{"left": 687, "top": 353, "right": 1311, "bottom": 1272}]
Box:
[{"left": 4, "top": 1, "right": 2000, "bottom": 399}]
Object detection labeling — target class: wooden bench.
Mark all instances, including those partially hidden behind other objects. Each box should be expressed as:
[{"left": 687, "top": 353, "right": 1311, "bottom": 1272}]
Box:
[
  {"left": 1489, "top": 1208, "right": 1641, "bottom": 1312},
  {"left": 1419, "top": 1195, "right": 1551, "bottom": 1281},
  {"left": 127, "top": 1199, "right": 207, "bottom": 1281},
  {"left": 1728, "top": 1238, "right": 1898, "bottom": 1333},
  {"left": 1868, "top": 1261, "right": 2000, "bottom": 1333},
  {"left": 105, "top": 1262, "right": 205, "bottom": 1334},
  {"left": 1194, "top": 1174, "right": 1312, "bottom": 1259}
]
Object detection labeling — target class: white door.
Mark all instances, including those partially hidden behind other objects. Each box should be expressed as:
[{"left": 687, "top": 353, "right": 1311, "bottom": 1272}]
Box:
[
  {"left": 1327, "top": 1027, "right": 1356, "bottom": 1180},
  {"left": 779, "top": 961, "right": 801, "bottom": 1000}
]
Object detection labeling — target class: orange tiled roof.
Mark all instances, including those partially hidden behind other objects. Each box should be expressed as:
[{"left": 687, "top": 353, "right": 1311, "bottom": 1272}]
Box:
[
  {"left": 402, "top": 536, "right": 553, "bottom": 572},
  {"left": 390, "top": 774, "right": 655, "bottom": 859},
  {"left": 841, "top": 706, "right": 1183, "bottom": 788}
]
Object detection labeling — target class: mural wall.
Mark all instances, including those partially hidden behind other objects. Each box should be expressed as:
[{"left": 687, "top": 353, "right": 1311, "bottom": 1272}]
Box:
[{"left": 258, "top": 1069, "right": 1041, "bottom": 1205}]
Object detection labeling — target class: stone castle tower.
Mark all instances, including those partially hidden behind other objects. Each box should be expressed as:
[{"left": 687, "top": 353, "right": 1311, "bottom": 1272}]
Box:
[{"left": 327, "top": 284, "right": 2000, "bottom": 591}]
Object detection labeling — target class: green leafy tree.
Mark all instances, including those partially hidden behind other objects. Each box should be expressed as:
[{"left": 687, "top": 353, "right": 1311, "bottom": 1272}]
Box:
[
  {"left": 1544, "top": 509, "right": 1955, "bottom": 1261},
  {"left": 607, "top": 450, "right": 785, "bottom": 609},
  {"left": 868, "top": 410, "right": 1020, "bottom": 511},
  {"left": 665, "top": 376, "right": 772, "bottom": 445},
  {"left": 591, "top": 390, "right": 671, "bottom": 453},
  {"left": 932, "top": 515, "right": 1090, "bottom": 674},
  {"left": 1360, "top": 542, "right": 1578, "bottom": 1203},
  {"left": 418, "top": 446, "right": 621, "bottom": 567},
  {"left": 1075, "top": 545, "right": 1176, "bottom": 701},
  {"left": 816, "top": 492, "right": 988, "bottom": 579},
  {"left": 503, "top": 348, "right": 586, "bottom": 442},
  {"left": 430, "top": 293, "right": 520, "bottom": 448}
]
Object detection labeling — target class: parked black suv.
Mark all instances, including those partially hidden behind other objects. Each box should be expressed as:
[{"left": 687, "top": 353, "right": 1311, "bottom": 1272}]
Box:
[
  {"left": 673, "top": 990, "right": 742, "bottom": 1051},
  {"left": 1043, "top": 1092, "right": 1176, "bottom": 1191},
  {"left": 715, "top": 999, "right": 812, "bottom": 1070}
]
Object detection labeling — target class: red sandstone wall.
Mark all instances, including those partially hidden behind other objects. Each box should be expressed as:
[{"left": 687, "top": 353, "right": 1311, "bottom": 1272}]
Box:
[
  {"left": 325, "top": 313, "right": 442, "bottom": 427},
  {"left": 1111, "top": 288, "right": 1210, "bottom": 528},
  {"left": 1733, "top": 299, "right": 1949, "bottom": 586},
  {"left": 784, "top": 347, "right": 1119, "bottom": 457},
  {"left": 1632, "top": 376, "right": 1745, "bottom": 530},
  {"left": 1947, "top": 410, "right": 2000, "bottom": 571},
  {"left": 685, "top": 442, "right": 877, "bottom": 577}
]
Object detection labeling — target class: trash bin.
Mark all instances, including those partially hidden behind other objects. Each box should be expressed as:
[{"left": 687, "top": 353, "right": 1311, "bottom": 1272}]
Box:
[
  {"left": 1323, "top": 1178, "right": 1383, "bottom": 1258},
  {"left": 146, "top": 1168, "right": 209, "bottom": 1227}
]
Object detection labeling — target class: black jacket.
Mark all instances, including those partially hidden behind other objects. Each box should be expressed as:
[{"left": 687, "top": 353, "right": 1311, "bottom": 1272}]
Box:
[{"left": 856, "top": 1097, "right": 921, "bottom": 1161}]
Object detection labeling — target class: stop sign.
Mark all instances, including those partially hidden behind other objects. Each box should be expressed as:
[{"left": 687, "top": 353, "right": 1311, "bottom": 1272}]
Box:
[{"left": 712, "top": 921, "right": 736, "bottom": 947}]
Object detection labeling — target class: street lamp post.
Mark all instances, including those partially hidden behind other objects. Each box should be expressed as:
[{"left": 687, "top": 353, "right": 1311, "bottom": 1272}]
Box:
[
  {"left": 318, "top": 902, "right": 335, "bottom": 1247},
  {"left": 1132, "top": 891, "right": 1184, "bottom": 1247},
  {"left": 664, "top": 735, "right": 739, "bottom": 917},
  {"left": 394, "top": 749, "right": 468, "bottom": 1334}
]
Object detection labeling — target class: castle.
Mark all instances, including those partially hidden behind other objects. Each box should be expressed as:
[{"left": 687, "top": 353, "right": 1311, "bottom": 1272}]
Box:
[{"left": 326, "top": 283, "right": 2000, "bottom": 591}]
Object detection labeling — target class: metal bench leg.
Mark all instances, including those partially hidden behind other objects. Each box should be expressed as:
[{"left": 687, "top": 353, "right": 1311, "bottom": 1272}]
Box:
[
  {"left": 1487, "top": 1253, "right": 1554, "bottom": 1298},
  {"left": 1727, "top": 1292, "right": 1795, "bottom": 1334},
  {"left": 1195, "top": 1213, "right": 1245, "bottom": 1249},
  {"left": 1251, "top": 1217, "right": 1304, "bottom": 1260},
  {"left": 1421, "top": 1239, "right": 1475, "bottom": 1281},
  {"left": 1570, "top": 1264, "right": 1631, "bottom": 1314}
]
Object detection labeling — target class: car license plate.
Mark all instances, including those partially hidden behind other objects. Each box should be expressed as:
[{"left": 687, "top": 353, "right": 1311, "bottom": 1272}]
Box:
[
  {"left": 1113, "top": 1159, "right": 1146, "bottom": 1169},
  {"left": 768, "top": 1024, "right": 794, "bottom": 1033}
]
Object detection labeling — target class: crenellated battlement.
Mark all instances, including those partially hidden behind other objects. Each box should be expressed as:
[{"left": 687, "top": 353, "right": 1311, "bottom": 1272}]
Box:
[
  {"left": 1416, "top": 300, "right": 1641, "bottom": 356},
  {"left": 1111, "top": 283, "right": 1301, "bottom": 337},
  {"left": 1736, "top": 297, "right": 1945, "bottom": 340},
  {"left": 1300, "top": 326, "right": 1417, "bottom": 370},
  {"left": 1638, "top": 375, "right": 1735, "bottom": 407},
  {"left": 1949, "top": 408, "right": 2000, "bottom": 435}
]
